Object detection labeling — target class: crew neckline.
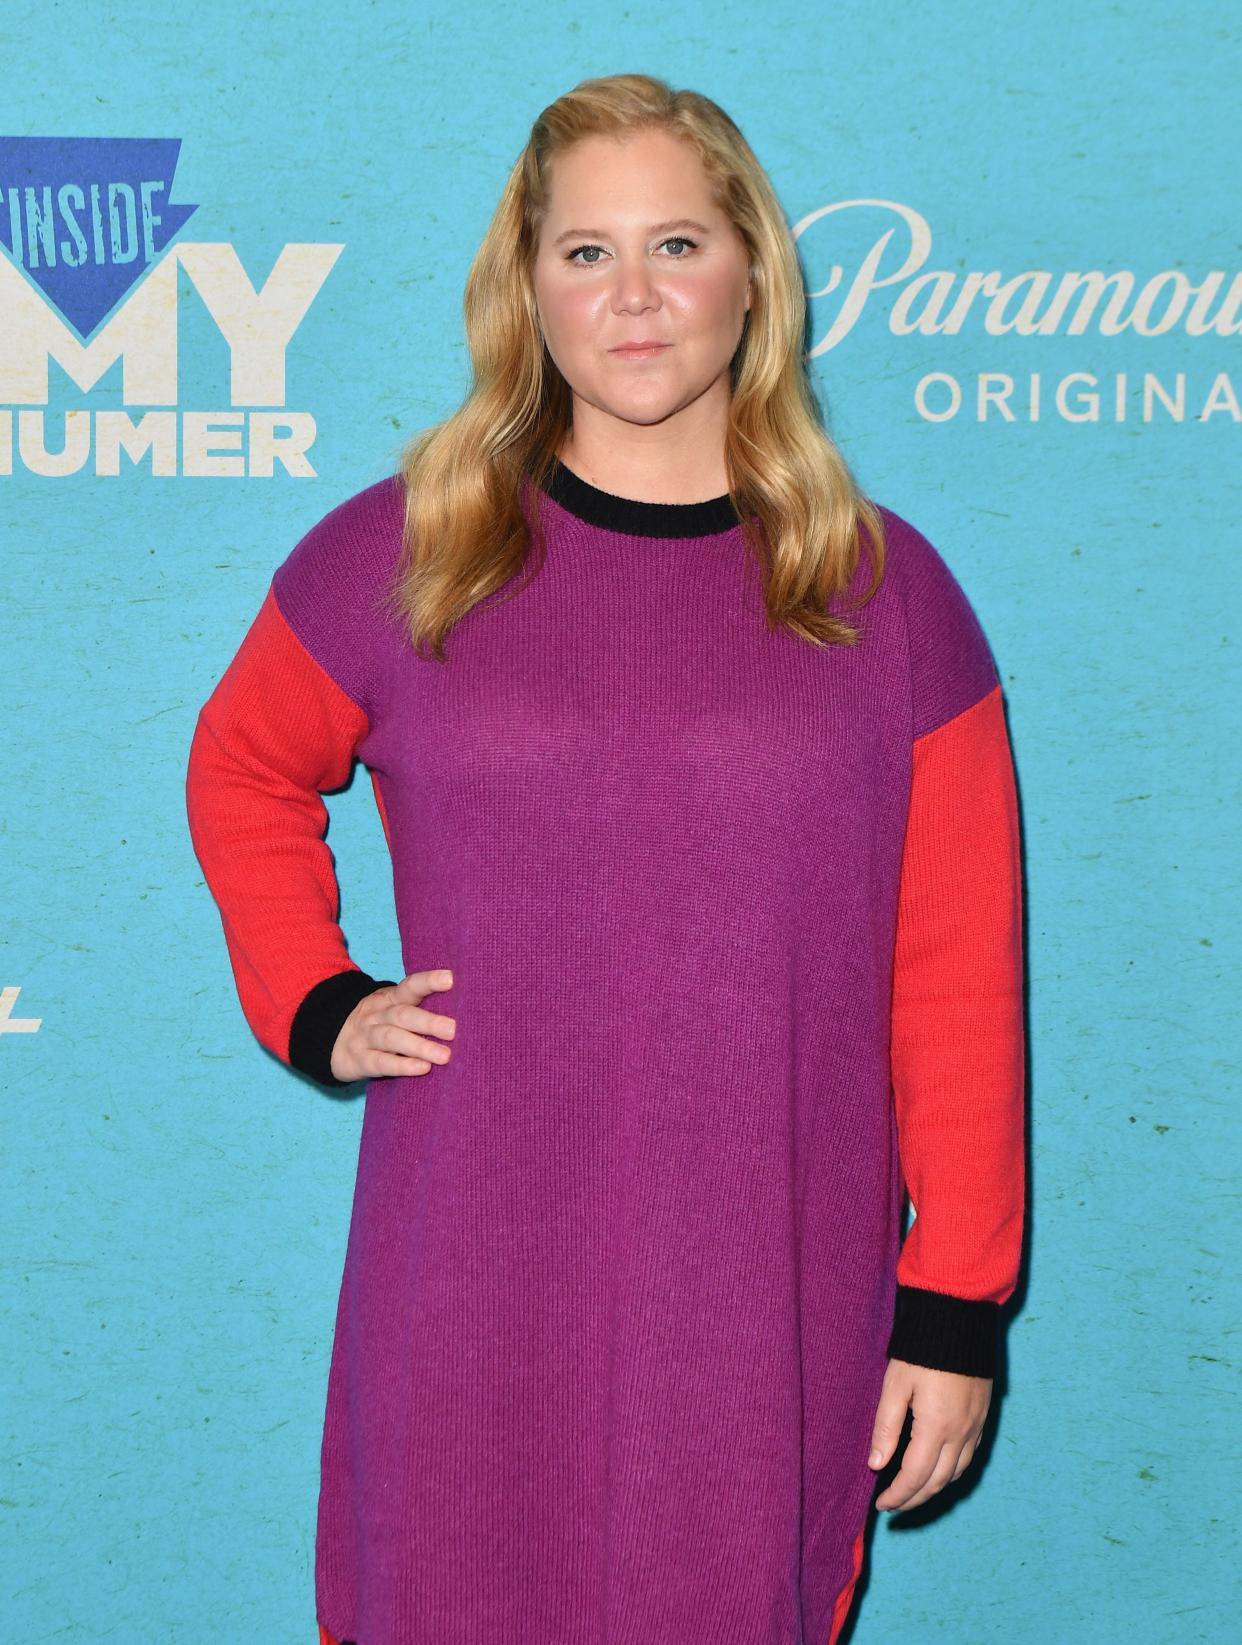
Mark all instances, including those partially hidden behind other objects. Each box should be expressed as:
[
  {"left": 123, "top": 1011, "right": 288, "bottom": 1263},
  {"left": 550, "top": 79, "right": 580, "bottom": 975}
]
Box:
[{"left": 537, "top": 456, "right": 742, "bottom": 538}]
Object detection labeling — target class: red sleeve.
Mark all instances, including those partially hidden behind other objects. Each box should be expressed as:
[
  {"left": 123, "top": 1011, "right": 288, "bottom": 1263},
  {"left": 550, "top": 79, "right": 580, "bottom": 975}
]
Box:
[
  {"left": 886, "top": 680, "right": 1027, "bottom": 1377},
  {"left": 186, "top": 585, "right": 393, "bottom": 1085}
]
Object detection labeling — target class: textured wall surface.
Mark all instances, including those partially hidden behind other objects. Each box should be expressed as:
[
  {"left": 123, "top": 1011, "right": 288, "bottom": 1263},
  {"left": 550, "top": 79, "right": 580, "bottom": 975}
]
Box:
[{"left": 2, "top": 1, "right": 1237, "bottom": 1639}]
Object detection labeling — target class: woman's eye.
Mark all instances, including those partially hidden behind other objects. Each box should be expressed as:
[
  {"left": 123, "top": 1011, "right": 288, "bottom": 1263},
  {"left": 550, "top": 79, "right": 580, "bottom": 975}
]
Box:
[{"left": 566, "top": 237, "right": 699, "bottom": 266}]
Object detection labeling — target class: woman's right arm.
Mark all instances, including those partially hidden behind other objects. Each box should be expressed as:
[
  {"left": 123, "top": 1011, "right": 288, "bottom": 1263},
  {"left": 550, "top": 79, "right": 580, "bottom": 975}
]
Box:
[{"left": 185, "top": 583, "right": 396, "bottom": 1087}]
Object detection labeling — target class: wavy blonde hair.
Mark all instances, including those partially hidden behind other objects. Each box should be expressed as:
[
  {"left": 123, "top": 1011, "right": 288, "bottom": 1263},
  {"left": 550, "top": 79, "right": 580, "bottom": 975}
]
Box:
[{"left": 382, "top": 72, "right": 886, "bottom": 660}]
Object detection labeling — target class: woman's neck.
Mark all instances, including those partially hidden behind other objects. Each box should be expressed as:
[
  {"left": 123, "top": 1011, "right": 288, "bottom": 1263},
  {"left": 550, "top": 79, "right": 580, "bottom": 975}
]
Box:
[{"left": 555, "top": 435, "right": 730, "bottom": 508}]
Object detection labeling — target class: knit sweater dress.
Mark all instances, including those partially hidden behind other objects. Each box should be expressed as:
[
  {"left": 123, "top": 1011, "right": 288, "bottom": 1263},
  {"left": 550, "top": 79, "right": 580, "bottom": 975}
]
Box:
[{"left": 185, "top": 458, "right": 1025, "bottom": 1645}]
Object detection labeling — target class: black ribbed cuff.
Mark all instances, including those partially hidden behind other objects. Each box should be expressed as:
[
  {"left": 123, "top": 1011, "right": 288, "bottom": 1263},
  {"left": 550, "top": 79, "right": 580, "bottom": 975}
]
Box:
[
  {"left": 287, "top": 969, "right": 396, "bottom": 1088},
  {"left": 886, "top": 1284, "right": 1001, "bottom": 1379}
]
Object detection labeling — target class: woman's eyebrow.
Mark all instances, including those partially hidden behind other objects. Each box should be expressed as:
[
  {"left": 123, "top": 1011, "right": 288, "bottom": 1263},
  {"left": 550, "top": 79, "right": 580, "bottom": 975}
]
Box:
[{"left": 551, "top": 218, "right": 713, "bottom": 247}]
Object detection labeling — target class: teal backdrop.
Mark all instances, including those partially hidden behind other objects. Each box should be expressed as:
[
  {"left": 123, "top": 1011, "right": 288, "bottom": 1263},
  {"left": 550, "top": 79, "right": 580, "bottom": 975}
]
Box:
[{"left": 2, "top": 2, "right": 1237, "bottom": 1639}]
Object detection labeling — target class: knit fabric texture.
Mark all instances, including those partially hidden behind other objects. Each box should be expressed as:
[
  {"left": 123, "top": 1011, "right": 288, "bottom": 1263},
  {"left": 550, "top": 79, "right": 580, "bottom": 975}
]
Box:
[{"left": 186, "top": 459, "right": 1025, "bottom": 1644}]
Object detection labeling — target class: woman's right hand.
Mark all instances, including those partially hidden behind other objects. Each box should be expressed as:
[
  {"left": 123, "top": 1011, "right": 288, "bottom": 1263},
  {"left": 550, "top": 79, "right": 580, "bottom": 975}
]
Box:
[{"left": 329, "top": 968, "right": 457, "bottom": 1083}]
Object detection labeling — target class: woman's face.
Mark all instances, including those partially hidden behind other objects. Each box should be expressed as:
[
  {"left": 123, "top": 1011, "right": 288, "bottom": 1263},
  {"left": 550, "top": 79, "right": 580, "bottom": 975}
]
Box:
[{"left": 532, "top": 128, "right": 753, "bottom": 435}]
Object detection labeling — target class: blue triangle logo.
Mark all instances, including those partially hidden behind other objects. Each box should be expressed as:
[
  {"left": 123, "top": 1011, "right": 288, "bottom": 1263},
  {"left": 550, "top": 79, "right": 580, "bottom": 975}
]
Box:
[{"left": 0, "top": 136, "right": 198, "bottom": 339}]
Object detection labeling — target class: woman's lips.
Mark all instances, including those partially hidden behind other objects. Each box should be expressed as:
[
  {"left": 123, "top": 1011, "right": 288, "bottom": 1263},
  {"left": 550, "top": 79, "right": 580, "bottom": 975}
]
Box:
[{"left": 610, "top": 343, "right": 671, "bottom": 358}]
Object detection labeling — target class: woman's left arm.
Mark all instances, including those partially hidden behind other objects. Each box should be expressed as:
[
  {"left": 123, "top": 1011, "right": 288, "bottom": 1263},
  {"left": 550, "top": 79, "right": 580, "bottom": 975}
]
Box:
[{"left": 871, "top": 677, "right": 1026, "bottom": 1510}]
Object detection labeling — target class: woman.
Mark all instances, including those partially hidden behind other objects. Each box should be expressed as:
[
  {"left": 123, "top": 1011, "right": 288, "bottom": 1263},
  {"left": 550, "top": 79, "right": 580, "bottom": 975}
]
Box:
[{"left": 186, "top": 72, "right": 1025, "bottom": 1645}]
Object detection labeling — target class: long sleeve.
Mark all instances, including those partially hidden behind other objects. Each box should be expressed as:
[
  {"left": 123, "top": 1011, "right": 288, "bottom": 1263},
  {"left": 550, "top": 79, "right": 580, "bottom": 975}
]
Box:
[
  {"left": 885, "top": 678, "right": 1026, "bottom": 1377},
  {"left": 878, "top": 506, "right": 1027, "bottom": 1381},
  {"left": 186, "top": 583, "right": 395, "bottom": 1087}
]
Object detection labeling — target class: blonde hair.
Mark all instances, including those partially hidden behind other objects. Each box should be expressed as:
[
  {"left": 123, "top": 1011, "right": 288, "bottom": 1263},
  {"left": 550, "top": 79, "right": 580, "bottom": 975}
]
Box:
[{"left": 383, "top": 72, "right": 886, "bottom": 660}]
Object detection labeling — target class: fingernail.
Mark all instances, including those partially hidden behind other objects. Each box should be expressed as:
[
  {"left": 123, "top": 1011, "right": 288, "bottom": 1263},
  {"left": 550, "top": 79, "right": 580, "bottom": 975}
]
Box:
[{"left": 868, "top": 1449, "right": 882, "bottom": 1466}]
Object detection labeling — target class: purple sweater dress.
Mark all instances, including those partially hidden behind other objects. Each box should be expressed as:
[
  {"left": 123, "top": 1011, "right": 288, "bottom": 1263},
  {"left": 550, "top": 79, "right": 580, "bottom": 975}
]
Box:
[{"left": 186, "top": 457, "right": 1026, "bottom": 1644}]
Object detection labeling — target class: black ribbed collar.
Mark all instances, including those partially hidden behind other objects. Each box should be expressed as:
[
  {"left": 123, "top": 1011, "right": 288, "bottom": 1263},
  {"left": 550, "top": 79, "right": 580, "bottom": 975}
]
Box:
[{"left": 537, "top": 456, "right": 742, "bottom": 538}]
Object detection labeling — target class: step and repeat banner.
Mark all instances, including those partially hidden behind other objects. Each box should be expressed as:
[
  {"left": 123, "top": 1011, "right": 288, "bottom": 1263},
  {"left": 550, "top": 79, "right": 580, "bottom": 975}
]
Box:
[{"left": 3, "top": 2, "right": 1235, "bottom": 1640}]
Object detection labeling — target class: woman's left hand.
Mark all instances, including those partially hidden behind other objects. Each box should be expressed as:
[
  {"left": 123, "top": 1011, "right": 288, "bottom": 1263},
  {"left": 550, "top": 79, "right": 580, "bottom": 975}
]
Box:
[{"left": 867, "top": 1358, "right": 993, "bottom": 1512}]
